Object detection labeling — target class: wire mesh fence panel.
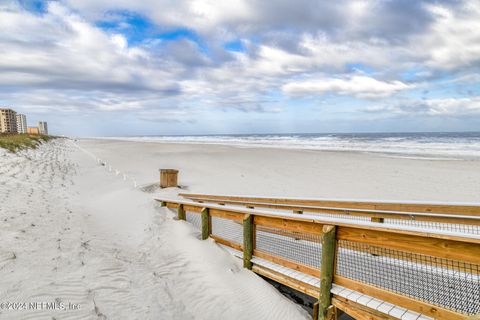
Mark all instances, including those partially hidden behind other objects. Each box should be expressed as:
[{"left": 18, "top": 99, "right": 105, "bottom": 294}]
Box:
[
  {"left": 255, "top": 225, "right": 322, "bottom": 269},
  {"left": 210, "top": 216, "right": 243, "bottom": 245},
  {"left": 383, "top": 219, "right": 480, "bottom": 235},
  {"left": 186, "top": 211, "right": 201, "bottom": 230},
  {"left": 336, "top": 240, "right": 480, "bottom": 315},
  {"left": 312, "top": 213, "right": 480, "bottom": 235},
  {"left": 303, "top": 212, "right": 480, "bottom": 235}
]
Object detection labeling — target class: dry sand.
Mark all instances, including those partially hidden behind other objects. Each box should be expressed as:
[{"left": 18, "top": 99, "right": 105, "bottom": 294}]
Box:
[
  {"left": 0, "top": 139, "right": 310, "bottom": 320},
  {"left": 79, "top": 138, "right": 480, "bottom": 202}
]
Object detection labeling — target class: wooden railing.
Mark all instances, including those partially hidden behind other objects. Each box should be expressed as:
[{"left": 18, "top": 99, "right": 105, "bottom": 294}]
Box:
[
  {"left": 179, "top": 193, "right": 480, "bottom": 229},
  {"left": 156, "top": 197, "right": 480, "bottom": 320}
]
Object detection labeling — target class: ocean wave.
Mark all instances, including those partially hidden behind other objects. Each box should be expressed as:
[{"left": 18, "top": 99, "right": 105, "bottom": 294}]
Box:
[{"left": 97, "top": 132, "right": 480, "bottom": 160}]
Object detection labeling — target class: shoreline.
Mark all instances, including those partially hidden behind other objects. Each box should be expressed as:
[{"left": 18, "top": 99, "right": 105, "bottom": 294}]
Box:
[{"left": 79, "top": 137, "right": 479, "bottom": 162}]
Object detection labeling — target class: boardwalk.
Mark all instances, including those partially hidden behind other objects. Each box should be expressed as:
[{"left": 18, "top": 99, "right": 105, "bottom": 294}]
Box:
[{"left": 159, "top": 195, "right": 480, "bottom": 320}]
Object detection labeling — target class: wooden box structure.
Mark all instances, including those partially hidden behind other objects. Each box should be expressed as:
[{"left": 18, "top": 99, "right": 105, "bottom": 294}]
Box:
[{"left": 159, "top": 169, "right": 179, "bottom": 188}]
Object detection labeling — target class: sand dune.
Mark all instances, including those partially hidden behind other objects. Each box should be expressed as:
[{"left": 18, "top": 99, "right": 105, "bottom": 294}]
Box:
[{"left": 0, "top": 140, "right": 309, "bottom": 320}]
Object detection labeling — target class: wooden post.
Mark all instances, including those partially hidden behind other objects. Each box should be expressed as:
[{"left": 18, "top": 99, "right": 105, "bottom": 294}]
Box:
[
  {"left": 177, "top": 204, "right": 186, "bottom": 221},
  {"left": 201, "top": 208, "right": 210, "bottom": 240},
  {"left": 318, "top": 225, "right": 337, "bottom": 320},
  {"left": 243, "top": 214, "right": 254, "bottom": 269}
]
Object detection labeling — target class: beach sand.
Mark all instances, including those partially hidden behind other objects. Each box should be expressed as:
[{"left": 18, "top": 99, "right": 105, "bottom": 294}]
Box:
[
  {"left": 1, "top": 138, "right": 479, "bottom": 319},
  {"left": 0, "top": 139, "right": 309, "bottom": 320},
  {"left": 79, "top": 138, "right": 480, "bottom": 202}
]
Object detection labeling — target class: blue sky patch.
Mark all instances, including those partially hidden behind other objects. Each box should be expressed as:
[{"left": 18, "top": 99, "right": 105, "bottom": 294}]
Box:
[
  {"left": 224, "top": 40, "right": 245, "bottom": 52},
  {"left": 18, "top": 0, "right": 46, "bottom": 13},
  {"left": 346, "top": 63, "right": 375, "bottom": 75},
  {"left": 97, "top": 12, "right": 208, "bottom": 52}
]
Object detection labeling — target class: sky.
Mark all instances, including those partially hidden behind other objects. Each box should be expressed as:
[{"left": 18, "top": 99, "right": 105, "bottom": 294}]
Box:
[{"left": 0, "top": 0, "right": 480, "bottom": 136}]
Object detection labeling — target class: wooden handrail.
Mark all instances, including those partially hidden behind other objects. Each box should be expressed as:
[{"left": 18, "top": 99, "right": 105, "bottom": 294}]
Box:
[
  {"left": 158, "top": 198, "right": 480, "bottom": 244},
  {"left": 157, "top": 197, "right": 480, "bottom": 320},
  {"left": 179, "top": 192, "right": 480, "bottom": 216},
  {"left": 179, "top": 193, "right": 480, "bottom": 227}
]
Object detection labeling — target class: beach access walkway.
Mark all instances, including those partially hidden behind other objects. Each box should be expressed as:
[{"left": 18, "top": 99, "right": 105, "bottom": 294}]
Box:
[{"left": 156, "top": 193, "right": 480, "bottom": 320}]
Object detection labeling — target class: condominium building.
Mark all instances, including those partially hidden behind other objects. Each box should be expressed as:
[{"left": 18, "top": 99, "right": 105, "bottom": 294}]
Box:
[
  {"left": 16, "top": 114, "right": 27, "bottom": 134},
  {"left": 0, "top": 108, "right": 18, "bottom": 133},
  {"left": 38, "top": 121, "right": 48, "bottom": 135}
]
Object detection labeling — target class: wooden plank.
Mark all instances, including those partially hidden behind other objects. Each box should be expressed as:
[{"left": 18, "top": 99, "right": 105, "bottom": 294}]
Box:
[
  {"left": 178, "top": 196, "right": 480, "bottom": 227},
  {"left": 182, "top": 204, "right": 203, "bottom": 213},
  {"left": 253, "top": 250, "right": 320, "bottom": 278},
  {"left": 326, "top": 305, "right": 337, "bottom": 320},
  {"left": 334, "top": 275, "right": 467, "bottom": 320},
  {"left": 332, "top": 221, "right": 480, "bottom": 245},
  {"left": 161, "top": 200, "right": 201, "bottom": 213},
  {"left": 319, "top": 225, "right": 336, "bottom": 320},
  {"left": 210, "top": 234, "right": 243, "bottom": 252},
  {"left": 313, "top": 302, "right": 320, "bottom": 320},
  {"left": 209, "top": 208, "right": 244, "bottom": 221},
  {"left": 251, "top": 264, "right": 319, "bottom": 298},
  {"left": 332, "top": 296, "right": 396, "bottom": 320},
  {"left": 179, "top": 193, "right": 480, "bottom": 216},
  {"left": 337, "top": 226, "right": 480, "bottom": 265},
  {"left": 165, "top": 202, "right": 179, "bottom": 209},
  {"left": 254, "top": 215, "right": 324, "bottom": 235}
]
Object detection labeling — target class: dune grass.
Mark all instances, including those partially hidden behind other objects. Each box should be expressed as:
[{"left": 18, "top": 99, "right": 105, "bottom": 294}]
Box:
[{"left": 0, "top": 134, "right": 55, "bottom": 153}]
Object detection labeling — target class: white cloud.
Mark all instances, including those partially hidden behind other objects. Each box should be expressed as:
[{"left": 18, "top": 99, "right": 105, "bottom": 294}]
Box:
[
  {"left": 1, "top": 0, "right": 480, "bottom": 135},
  {"left": 412, "top": 1, "right": 480, "bottom": 70},
  {"left": 0, "top": 2, "right": 177, "bottom": 93},
  {"left": 111, "top": 34, "right": 128, "bottom": 49},
  {"left": 365, "top": 97, "right": 480, "bottom": 116},
  {"left": 48, "top": 0, "right": 480, "bottom": 75},
  {"left": 282, "top": 76, "right": 411, "bottom": 99}
]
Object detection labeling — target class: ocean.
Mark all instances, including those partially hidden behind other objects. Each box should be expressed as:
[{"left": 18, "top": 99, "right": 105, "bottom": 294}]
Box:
[{"left": 106, "top": 132, "right": 480, "bottom": 160}]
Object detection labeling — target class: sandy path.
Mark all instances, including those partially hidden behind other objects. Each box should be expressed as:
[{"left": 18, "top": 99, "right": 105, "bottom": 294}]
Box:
[{"left": 0, "top": 140, "right": 309, "bottom": 320}]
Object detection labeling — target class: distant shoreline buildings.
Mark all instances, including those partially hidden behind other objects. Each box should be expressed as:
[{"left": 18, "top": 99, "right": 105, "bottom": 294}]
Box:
[
  {"left": 16, "top": 113, "right": 27, "bottom": 133},
  {"left": 0, "top": 108, "right": 48, "bottom": 135},
  {"left": 39, "top": 121, "right": 48, "bottom": 135}
]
